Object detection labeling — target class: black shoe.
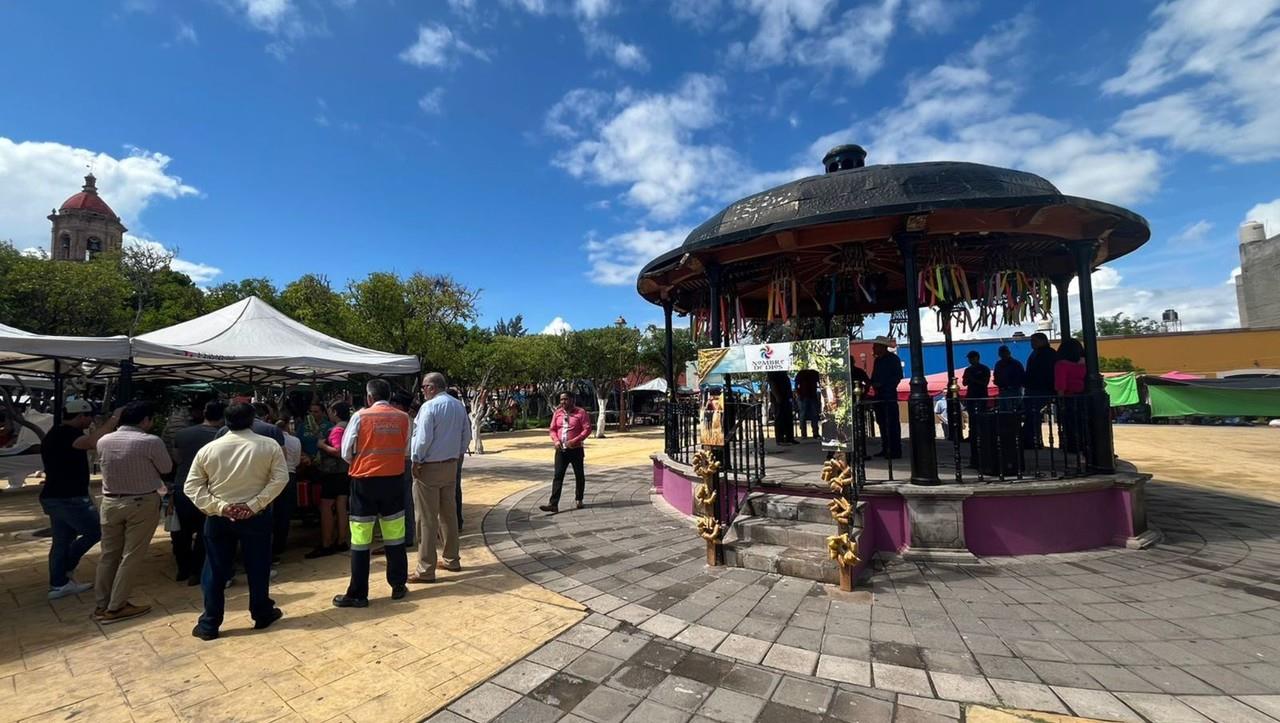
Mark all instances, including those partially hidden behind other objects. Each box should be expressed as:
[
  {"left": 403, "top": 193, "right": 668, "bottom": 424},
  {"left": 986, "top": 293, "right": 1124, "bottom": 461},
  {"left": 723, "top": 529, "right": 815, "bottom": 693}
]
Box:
[
  {"left": 305, "top": 546, "right": 336, "bottom": 559},
  {"left": 574, "top": 500, "right": 584, "bottom": 510},
  {"left": 176, "top": 570, "right": 190, "bottom": 583},
  {"left": 538, "top": 504, "right": 558, "bottom": 513},
  {"left": 332, "top": 595, "right": 368, "bottom": 608},
  {"left": 391, "top": 585, "right": 408, "bottom": 600},
  {"left": 254, "top": 608, "right": 284, "bottom": 630},
  {"left": 191, "top": 625, "right": 218, "bottom": 641}
]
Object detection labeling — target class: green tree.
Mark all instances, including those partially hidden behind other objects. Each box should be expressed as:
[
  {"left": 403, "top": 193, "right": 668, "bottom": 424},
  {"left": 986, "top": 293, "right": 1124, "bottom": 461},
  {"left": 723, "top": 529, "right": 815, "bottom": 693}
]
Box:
[
  {"left": 347, "top": 271, "right": 480, "bottom": 361},
  {"left": 639, "top": 325, "right": 696, "bottom": 382},
  {"left": 0, "top": 243, "right": 130, "bottom": 335},
  {"left": 1099, "top": 356, "right": 1142, "bottom": 373},
  {"left": 131, "top": 268, "right": 207, "bottom": 333},
  {"left": 278, "top": 274, "right": 355, "bottom": 340},
  {"left": 205, "top": 278, "right": 279, "bottom": 310},
  {"left": 492, "top": 315, "right": 527, "bottom": 337},
  {"left": 563, "top": 326, "right": 641, "bottom": 437},
  {"left": 1096, "top": 313, "right": 1162, "bottom": 337}
]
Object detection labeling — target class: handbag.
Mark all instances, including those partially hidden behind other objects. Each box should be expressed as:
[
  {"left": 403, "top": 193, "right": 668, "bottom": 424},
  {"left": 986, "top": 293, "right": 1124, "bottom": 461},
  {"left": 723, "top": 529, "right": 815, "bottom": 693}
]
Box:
[{"left": 162, "top": 495, "right": 181, "bottom": 532}]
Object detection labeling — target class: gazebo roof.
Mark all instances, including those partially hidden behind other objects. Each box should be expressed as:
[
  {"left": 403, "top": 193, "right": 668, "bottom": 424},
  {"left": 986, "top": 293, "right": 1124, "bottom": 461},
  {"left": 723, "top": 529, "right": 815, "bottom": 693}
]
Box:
[{"left": 637, "top": 153, "right": 1150, "bottom": 317}]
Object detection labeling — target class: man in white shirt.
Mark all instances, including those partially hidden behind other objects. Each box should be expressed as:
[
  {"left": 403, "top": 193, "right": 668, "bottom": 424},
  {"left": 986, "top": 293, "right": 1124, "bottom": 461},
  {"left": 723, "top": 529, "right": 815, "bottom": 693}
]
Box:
[{"left": 274, "top": 419, "right": 303, "bottom": 559}]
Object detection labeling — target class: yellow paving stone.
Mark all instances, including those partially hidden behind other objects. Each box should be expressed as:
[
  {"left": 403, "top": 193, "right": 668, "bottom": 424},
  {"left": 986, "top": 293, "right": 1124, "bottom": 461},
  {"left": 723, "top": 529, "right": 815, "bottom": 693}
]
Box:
[
  {"left": 199, "top": 645, "right": 302, "bottom": 691},
  {"left": 65, "top": 631, "right": 163, "bottom": 676},
  {"left": 18, "top": 690, "right": 134, "bottom": 723},
  {"left": 181, "top": 679, "right": 293, "bottom": 723},
  {"left": 965, "top": 706, "right": 1110, "bottom": 723},
  {"left": 264, "top": 669, "right": 319, "bottom": 701},
  {"left": 129, "top": 698, "right": 182, "bottom": 723},
  {"left": 113, "top": 653, "right": 225, "bottom": 710},
  {"left": 285, "top": 666, "right": 407, "bottom": 722}
]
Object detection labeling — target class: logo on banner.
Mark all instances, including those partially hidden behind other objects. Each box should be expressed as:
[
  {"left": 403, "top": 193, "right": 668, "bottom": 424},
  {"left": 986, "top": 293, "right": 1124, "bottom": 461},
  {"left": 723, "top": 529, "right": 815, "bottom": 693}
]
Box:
[{"left": 746, "top": 343, "right": 791, "bottom": 372}]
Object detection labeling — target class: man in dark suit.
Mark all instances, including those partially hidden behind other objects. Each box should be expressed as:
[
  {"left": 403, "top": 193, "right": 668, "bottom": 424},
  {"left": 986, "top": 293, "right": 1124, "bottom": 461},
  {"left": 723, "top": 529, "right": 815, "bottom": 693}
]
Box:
[{"left": 869, "top": 337, "right": 903, "bottom": 458}]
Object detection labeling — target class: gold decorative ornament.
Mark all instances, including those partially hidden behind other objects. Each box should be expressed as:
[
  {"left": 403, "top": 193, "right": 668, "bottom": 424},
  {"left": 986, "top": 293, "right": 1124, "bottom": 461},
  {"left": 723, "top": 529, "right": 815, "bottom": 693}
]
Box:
[
  {"left": 825, "top": 533, "right": 860, "bottom": 567},
  {"left": 821, "top": 457, "right": 853, "bottom": 494},
  {"left": 696, "top": 515, "right": 724, "bottom": 541},
  {"left": 694, "top": 483, "right": 717, "bottom": 507},
  {"left": 692, "top": 450, "right": 721, "bottom": 479},
  {"left": 828, "top": 496, "right": 853, "bottom": 526}
]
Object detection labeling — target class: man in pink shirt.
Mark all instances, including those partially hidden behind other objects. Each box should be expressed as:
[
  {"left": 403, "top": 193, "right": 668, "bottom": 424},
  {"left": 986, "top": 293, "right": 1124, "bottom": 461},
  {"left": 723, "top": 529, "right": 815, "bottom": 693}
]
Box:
[{"left": 539, "top": 391, "right": 592, "bottom": 514}]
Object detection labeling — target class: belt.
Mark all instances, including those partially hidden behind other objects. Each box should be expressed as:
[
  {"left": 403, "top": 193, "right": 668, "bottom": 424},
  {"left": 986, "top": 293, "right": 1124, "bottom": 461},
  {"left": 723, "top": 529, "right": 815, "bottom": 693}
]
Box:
[
  {"left": 103, "top": 492, "right": 156, "bottom": 499},
  {"left": 419, "top": 458, "right": 457, "bottom": 464}
]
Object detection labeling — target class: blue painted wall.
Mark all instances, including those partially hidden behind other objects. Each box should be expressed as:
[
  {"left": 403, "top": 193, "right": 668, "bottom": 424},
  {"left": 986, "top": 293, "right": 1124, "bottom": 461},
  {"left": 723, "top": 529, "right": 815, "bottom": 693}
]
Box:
[{"left": 897, "top": 336, "right": 1035, "bottom": 376}]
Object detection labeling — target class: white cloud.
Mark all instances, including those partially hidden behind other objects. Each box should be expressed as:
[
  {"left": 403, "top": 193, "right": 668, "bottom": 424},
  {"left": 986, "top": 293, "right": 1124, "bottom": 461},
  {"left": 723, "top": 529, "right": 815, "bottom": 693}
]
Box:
[
  {"left": 811, "top": 13, "right": 1162, "bottom": 205},
  {"left": 611, "top": 40, "right": 649, "bottom": 71},
  {"left": 174, "top": 20, "right": 198, "bottom": 45},
  {"left": 574, "top": 0, "right": 613, "bottom": 21},
  {"left": 1106, "top": 0, "right": 1280, "bottom": 161},
  {"left": 418, "top": 87, "right": 446, "bottom": 115},
  {"left": 541, "top": 316, "right": 573, "bottom": 335},
  {"left": 904, "top": 0, "right": 974, "bottom": 33},
  {"left": 235, "top": 0, "right": 294, "bottom": 32},
  {"left": 124, "top": 235, "right": 222, "bottom": 284},
  {"left": 0, "top": 137, "right": 197, "bottom": 251},
  {"left": 507, "top": 0, "right": 548, "bottom": 13},
  {"left": 399, "top": 23, "right": 489, "bottom": 68},
  {"left": 1245, "top": 198, "right": 1280, "bottom": 237},
  {"left": 550, "top": 75, "right": 738, "bottom": 220},
  {"left": 670, "top": 0, "right": 722, "bottom": 29},
  {"left": 727, "top": 0, "right": 900, "bottom": 81},
  {"left": 585, "top": 226, "right": 689, "bottom": 285},
  {"left": 581, "top": 27, "right": 650, "bottom": 71},
  {"left": 1170, "top": 219, "right": 1213, "bottom": 246}
]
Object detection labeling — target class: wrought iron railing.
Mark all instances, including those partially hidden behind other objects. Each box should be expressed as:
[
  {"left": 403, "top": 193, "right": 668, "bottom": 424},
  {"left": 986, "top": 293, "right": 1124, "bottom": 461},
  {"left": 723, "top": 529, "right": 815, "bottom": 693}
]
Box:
[
  {"left": 852, "top": 391, "right": 1096, "bottom": 486},
  {"left": 668, "top": 399, "right": 700, "bottom": 465}
]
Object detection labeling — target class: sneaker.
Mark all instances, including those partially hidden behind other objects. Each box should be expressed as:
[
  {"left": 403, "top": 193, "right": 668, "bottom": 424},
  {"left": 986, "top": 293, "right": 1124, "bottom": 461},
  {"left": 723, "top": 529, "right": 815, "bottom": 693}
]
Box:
[
  {"left": 436, "top": 561, "right": 462, "bottom": 572},
  {"left": 538, "top": 504, "right": 558, "bottom": 514},
  {"left": 100, "top": 603, "right": 151, "bottom": 625},
  {"left": 225, "top": 578, "right": 235, "bottom": 589},
  {"left": 391, "top": 585, "right": 408, "bottom": 600},
  {"left": 48, "top": 579, "right": 92, "bottom": 600},
  {"left": 191, "top": 625, "right": 218, "bottom": 641},
  {"left": 331, "top": 594, "right": 368, "bottom": 608},
  {"left": 253, "top": 608, "right": 284, "bottom": 630},
  {"left": 269, "top": 568, "right": 279, "bottom": 580}
]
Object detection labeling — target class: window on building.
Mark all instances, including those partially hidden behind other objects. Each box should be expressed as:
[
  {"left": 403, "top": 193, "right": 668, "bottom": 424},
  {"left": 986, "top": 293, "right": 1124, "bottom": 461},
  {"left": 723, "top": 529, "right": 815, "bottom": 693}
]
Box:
[{"left": 60, "top": 233, "right": 71, "bottom": 251}]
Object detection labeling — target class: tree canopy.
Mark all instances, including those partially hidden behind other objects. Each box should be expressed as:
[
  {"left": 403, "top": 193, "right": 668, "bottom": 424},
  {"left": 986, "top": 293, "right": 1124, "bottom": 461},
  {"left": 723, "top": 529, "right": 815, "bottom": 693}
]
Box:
[{"left": 1096, "top": 313, "right": 1163, "bottom": 337}]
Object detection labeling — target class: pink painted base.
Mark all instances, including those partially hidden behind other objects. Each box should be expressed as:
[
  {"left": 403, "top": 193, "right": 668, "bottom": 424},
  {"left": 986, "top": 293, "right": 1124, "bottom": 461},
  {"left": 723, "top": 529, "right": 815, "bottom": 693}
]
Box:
[{"left": 653, "top": 457, "right": 1142, "bottom": 558}]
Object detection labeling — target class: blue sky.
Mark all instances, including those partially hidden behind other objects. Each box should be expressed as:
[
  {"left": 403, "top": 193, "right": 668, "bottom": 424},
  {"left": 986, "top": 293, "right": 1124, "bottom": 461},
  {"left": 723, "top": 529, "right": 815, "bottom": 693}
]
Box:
[{"left": 1, "top": 0, "right": 1277, "bottom": 336}]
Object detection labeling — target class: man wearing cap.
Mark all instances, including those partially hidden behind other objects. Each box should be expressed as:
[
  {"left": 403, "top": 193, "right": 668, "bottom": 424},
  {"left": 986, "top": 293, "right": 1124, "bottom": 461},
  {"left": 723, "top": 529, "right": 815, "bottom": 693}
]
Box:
[
  {"left": 869, "top": 337, "right": 903, "bottom": 459},
  {"left": 40, "top": 400, "right": 119, "bottom": 600}
]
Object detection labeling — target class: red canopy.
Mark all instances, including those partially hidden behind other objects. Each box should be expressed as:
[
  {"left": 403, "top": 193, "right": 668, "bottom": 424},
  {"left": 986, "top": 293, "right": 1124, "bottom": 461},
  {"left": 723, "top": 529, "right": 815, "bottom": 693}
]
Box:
[{"left": 895, "top": 371, "right": 997, "bottom": 401}]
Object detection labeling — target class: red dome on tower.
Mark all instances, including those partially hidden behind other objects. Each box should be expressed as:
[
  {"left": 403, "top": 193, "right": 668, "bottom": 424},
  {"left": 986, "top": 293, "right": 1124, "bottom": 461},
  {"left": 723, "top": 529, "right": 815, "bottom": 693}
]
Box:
[{"left": 58, "top": 174, "right": 118, "bottom": 219}]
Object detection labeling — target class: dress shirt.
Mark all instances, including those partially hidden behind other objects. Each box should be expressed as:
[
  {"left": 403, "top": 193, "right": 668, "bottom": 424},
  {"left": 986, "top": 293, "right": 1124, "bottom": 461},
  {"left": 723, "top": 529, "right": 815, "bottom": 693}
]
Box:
[
  {"left": 412, "top": 394, "right": 472, "bottom": 464},
  {"left": 97, "top": 426, "right": 173, "bottom": 496},
  {"left": 184, "top": 428, "right": 289, "bottom": 516},
  {"left": 282, "top": 431, "right": 302, "bottom": 472}
]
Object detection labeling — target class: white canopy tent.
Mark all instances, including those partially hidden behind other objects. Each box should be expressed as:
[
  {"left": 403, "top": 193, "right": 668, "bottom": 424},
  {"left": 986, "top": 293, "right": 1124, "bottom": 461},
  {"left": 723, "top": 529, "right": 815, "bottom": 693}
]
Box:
[
  {"left": 630, "top": 377, "right": 668, "bottom": 393},
  {"left": 0, "top": 322, "right": 131, "bottom": 376},
  {"left": 130, "top": 296, "right": 420, "bottom": 381}
]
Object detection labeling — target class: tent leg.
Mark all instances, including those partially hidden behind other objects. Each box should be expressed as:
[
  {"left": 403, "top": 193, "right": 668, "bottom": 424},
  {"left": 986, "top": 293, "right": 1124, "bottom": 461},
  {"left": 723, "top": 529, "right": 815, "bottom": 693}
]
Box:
[{"left": 53, "top": 360, "right": 64, "bottom": 426}]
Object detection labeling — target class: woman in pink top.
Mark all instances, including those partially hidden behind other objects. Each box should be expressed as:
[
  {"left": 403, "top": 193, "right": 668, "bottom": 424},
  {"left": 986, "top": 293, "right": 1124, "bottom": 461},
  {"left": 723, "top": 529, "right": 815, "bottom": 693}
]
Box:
[
  {"left": 307, "top": 401, "right": 351, "bottom": 558},
  {"left": 1054, "top": 339, "right": 1087, "bottom": 452}
]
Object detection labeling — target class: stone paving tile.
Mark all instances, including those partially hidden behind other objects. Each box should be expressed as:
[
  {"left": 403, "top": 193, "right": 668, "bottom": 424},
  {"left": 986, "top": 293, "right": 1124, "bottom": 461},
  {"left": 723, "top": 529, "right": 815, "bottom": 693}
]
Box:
[
  {"left": 771, "top": 676, "right": 834, "bottom": 714},
  {"left": 987, "top": 678, "right": 1068, "bottom": 714},
  {"left": 872, "top": 662, "right": 933, "bottom": 697},
  {"left": 698, "top": 687, "right": 768, "bottom": 723},
  {"left": 1051, "top": 686, "right": 1142, "bottom": 722},
  {"left": 761, "top": 643, "right": 818, "bottom": 676},
  {"left": 1116, "top": 692, "right": 1213, "bottom": 722},
  {"left": 490, "top": 660, "right": 559, "bottom": 694},
  {"left": 572, "top": 685, "right": 642, "bottom": 723},
  {"left": 816, "top": 654, "right": 871, "bottom": 686},
  {"left": 447, "top": 682, "right": 522, "bottom": 722},
  {"left": 716, "top": 633, "right": 771, "bottom": 665},
  {"left": 1179, "top": 694, "right": 1279, "bottom": 722},
  {"left": 926, "top": 671, "right": 998, "bottom": 705}
]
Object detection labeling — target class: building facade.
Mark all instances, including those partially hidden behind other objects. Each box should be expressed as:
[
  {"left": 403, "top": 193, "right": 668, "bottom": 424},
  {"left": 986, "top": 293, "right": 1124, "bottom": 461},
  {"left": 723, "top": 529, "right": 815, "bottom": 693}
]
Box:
[
  {"left": 47, "top": 174, "right": 126, "bottom": 261},
  {"left": 1237, "top": 221, "right": 1280, "bottom": 328}
]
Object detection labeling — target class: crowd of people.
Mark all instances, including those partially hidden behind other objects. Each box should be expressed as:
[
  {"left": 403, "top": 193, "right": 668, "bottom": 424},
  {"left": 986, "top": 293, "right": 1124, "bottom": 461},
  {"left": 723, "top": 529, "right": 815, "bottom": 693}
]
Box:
[{"left": 34, "top": 371, "right": 515, "bottom": 639}]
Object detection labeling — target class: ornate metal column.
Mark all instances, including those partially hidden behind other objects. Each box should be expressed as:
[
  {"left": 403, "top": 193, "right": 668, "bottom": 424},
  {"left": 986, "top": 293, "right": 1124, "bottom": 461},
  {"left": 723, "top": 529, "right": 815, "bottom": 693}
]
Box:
[
  {"left": 663, "top": 299, "right": 678, "bottom": 456},
  {"left": 707, "top": 264, "right": 723, "bottom": 348},
  {"left": 897, "top": 234, "right": 940, "bottom": 485},
  {"left": 941, "top": 305, "right": 960, "bottom": 455},
  {"left": 1072, "top": 242, "right": 1115, "bottom": 473},
  {"left": 1053, "top": 275, "right": 1073, "bottom": 341}
]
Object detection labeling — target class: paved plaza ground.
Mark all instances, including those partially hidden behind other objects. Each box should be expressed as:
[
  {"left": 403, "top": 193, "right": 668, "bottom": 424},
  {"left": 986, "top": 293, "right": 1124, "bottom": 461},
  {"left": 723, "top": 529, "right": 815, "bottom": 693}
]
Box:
[{"left": 2, "top": 424, "right": 1279, "bottom": 722}]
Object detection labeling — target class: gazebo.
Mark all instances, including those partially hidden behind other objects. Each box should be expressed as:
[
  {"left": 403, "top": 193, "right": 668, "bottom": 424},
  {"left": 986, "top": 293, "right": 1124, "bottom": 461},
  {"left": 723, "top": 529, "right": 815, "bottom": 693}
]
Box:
[{"left": 637, "top": 145, "right": 1157, "bottom": 583}]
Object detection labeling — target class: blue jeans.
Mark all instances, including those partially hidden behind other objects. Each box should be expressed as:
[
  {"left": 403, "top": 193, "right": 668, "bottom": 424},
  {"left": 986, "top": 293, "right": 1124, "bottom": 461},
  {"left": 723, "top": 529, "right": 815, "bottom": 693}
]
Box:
[
  {"left": 41, "top": 496, "right": 101, "bottom": 587},
  {"left": 198, "top": 510, "right": 275, "bottom": 634},
  {"left": 798, "top": 398, "right": 821, "bottom": 438}
]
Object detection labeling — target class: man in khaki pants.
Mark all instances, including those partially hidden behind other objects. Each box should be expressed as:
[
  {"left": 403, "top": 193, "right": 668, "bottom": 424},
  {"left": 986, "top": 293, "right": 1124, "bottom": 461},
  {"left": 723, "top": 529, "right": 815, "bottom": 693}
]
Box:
[
  {"left": 93, "top": 401, "right": 172, "bottom": 624},
  {"left": 408, "top": 372, "right": 471, "bottom": 584}
]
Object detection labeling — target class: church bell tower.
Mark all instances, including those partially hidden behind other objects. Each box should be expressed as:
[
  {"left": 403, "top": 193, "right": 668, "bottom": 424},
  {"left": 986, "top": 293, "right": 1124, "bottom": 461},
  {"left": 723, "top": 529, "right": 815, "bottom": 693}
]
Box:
[{"left": 48, "top": 173, "right": 127, "bottom": 261}]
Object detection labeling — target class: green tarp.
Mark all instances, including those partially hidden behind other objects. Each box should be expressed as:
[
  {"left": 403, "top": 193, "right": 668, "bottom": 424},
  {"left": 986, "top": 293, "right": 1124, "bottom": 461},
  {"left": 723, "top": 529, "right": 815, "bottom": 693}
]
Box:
[
  {"left": 1104, "top": 373, "right": 1139, "bottom": 407},
  {"left": 1147, "top": 384, "right": 1280, "bottom": 418}
]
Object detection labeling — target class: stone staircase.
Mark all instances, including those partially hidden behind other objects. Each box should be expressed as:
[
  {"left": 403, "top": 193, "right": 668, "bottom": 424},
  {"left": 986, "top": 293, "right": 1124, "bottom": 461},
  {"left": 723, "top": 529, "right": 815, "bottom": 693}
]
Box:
[{"left": 722, "top": 493, "right": 865, "bottom": 585}]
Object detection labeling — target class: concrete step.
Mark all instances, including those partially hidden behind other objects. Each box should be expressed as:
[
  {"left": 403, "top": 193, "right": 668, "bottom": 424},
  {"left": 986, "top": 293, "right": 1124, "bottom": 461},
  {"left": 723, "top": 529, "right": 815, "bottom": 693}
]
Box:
[
  {"left": 744, "top": 493, "right": 865, "bottom": 526},
  {"left": 723, "top": 540, "right": 840, "bottom": 585},
  {"left": 733, "top": 516, "right": 854, "bottom": 551}
]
